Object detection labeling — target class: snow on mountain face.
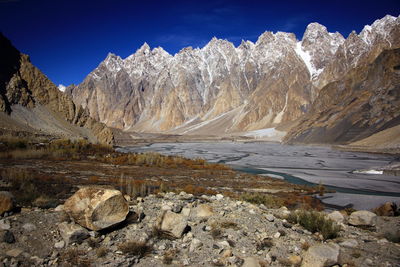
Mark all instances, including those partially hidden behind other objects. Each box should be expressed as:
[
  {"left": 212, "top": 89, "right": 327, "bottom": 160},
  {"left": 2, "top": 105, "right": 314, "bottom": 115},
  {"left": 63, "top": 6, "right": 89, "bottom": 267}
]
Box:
[
  {"left": 67, "top": 15, "right": 400, "bottom": 135},
  {"left": 298, "top": 22, "right": 345, "bottom": 80}
]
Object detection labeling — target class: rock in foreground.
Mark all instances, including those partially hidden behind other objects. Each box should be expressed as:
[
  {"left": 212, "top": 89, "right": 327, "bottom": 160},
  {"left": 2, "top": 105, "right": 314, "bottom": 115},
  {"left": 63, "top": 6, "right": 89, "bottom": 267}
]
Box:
[
  {"left": 64, "top": 187, "right": 129, "bottom": 231},
  {"left": 348, "top": 210, "right": 377, "bottom": 227}
]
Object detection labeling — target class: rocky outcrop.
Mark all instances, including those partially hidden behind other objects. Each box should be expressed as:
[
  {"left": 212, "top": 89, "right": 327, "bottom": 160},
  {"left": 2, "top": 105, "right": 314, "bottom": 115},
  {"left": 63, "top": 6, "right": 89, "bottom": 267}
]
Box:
[
  {"left": 0, "top": 33, "right": 114, "bottom": 144},
  {"left": 63, "top": 187, "right": 129, "bottom": 231}
]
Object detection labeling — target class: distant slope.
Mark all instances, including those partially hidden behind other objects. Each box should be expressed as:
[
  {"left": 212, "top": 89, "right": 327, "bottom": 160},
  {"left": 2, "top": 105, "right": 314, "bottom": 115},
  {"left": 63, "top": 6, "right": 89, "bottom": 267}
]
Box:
[
  {"left": 0, "top": 33, "right": 114, "bottom": 144},
  {"left": 345, "top": 124, "right": 400, "bottom": 153},
  {"left": 284, "top": 48, "right": 400, "bottom": 145}
]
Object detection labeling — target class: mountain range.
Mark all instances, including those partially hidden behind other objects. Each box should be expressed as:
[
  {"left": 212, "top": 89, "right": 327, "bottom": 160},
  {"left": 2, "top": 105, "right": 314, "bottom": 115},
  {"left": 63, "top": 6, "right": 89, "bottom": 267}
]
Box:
[{"left": 65, "top": 15, "right": 400, "bottom": 147}]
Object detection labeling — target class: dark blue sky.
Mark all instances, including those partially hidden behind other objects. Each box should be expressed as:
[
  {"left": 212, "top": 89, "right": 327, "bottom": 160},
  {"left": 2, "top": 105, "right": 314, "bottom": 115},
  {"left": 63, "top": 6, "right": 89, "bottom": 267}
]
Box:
[{"left": 1, "top": 0, "right": 399, "bottom": 86}]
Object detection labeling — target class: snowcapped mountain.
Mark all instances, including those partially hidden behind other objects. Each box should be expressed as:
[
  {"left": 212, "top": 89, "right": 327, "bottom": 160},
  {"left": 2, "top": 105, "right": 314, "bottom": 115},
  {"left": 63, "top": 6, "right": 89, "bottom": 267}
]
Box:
[{"left": 67, "top": 15, "right": 400, "bottom": 141}]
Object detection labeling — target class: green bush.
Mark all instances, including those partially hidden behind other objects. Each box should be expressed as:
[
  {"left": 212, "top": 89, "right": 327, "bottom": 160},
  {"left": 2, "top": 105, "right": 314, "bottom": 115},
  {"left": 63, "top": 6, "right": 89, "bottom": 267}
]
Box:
[
  {"left": 287, "top": 210, "right": 341, "bottom": 240},
  {"left": 240, "top": 193, "right": 284, "bottom": 208}
]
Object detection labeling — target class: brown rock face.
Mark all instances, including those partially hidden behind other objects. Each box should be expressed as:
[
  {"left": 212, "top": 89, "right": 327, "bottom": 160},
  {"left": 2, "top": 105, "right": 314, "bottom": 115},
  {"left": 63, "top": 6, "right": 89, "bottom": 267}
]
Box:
[
  {"left": 0, "top": 33, "right": 114, "bottom": 144},
  {"left": 285, "top": 48, "right": 400, "bottom": 144},
  {"left": 63, "top": 187, "right": 129, "bottom": 231}
]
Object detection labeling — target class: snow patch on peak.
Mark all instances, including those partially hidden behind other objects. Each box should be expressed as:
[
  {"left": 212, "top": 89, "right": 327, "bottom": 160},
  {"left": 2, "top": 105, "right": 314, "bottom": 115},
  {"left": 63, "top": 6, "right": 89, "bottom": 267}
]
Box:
[{"left": 58, "top": 84, "right": 66, "bottom": 92}]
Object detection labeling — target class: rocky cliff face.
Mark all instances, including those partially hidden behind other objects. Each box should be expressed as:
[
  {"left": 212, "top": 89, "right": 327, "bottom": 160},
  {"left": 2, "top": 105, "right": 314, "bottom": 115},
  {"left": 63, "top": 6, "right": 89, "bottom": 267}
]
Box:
[
  {"left": 67, "top": 25, "right": 345, "bottom": 134},
  {"left": 0, "top": 33, "right": 114, "bottom": 144},
  {"left": 67, "top": 15, "right": 400, "bottom": 142},
  {"left": 284, "top": 48, "right": 400, "bottom": 144}
]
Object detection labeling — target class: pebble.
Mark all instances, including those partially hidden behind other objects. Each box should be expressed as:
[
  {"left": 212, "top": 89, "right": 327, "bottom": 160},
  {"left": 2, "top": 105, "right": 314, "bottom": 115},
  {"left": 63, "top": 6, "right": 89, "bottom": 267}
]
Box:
[
  {"left": 273, "top": 232, "right": 281, "bottom": 238},
  {"left": 0, "top": 219, "right": 11, "bottom": 230},
  {"left": 54, "top": 240, "right": 65, "bottom": 249},
  {"left": 265, "top": 214, "right": 275, "bottom": 222}
]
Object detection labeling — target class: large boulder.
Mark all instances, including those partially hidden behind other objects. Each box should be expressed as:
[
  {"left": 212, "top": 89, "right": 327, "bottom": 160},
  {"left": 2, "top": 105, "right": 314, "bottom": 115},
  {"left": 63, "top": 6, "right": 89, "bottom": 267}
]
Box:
[
  {"left": 301, "top": 243, "right": 339, "bottom": 267},
  {"left": 63, "top": 187, "right": 129, "bottom": 231},
  {"left": 348, "top": 210, "right": 377, "bottom": 226},
  {"left": 0, "top": 191, "right": 14, "bottom": 215},
  {"left": 58, "top": 222, "right": 89, "bottom": 245},
  {"left": 158, "top": 210, "right": 188, "bottom": 238}
]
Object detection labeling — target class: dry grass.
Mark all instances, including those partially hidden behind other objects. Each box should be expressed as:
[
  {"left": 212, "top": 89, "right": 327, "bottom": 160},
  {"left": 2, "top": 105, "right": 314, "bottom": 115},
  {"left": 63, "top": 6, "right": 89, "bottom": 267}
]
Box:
[
  {"left": 96, "top": 247, "right": 108, "bottom": 258},
  {"left": 162, "top": 249, "right": 179, "bottom": 265},
  {"left": 117, "top": 241, "right": 152, "bottom": 258},
  {"left": 240, "top": 193, "right": 285, "bottom": 208},
  {"left": 60, "top": 248, "right": 92, "bottom": 267},
  {"left": 256, "top": 238, "right": 274, "bottom": 250}
]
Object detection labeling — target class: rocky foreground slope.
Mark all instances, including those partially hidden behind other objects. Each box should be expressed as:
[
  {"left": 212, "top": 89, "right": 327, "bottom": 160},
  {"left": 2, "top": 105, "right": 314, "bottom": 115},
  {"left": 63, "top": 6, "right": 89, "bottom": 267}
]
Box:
[
  {"left": 67, "top": 15, "right": 400, "bottom": 145},
  {"left": 0, "top": 34, "right": 114, "bottom": 144},
  {"left": 1, "top": 188, "right": 399, "bottom": 267}
]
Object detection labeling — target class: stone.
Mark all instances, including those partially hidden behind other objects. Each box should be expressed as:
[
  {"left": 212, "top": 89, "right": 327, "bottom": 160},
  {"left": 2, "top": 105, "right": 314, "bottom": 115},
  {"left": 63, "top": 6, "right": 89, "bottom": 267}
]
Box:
[
  {"left": 242, "top": 257, "right": 262, "bottom": 267},
  {"left": 215, "top": 194, "right": 224, "bottom": 200},
  {"left": 22, "top": 223, "right": 37, "bottom": 232},
  {"left": 54, "top": 205, "right": 64, "bottom": 212},
  {"left": 301, "top": 243, "right": 339, "bottom": 267},
  {"left": 54, "top": 240, "right": 65, "bottom": 249},
  {"left": 327, "top": 211, "right": 345, "bottom": 224},
  {"left": 58, "top": 222, "right": 90, "bottom": 245},
  {"left": 189, "top": 238, "right": 203, "bottom": 252},
  {"left": 339, "top": 239, "right": 358, "bottom": 248},
  {"left": 264, "top": 214, "right": 274, "bottom": 222},
  {"left": 6, "top": 248, "right": 23, "bottom": 258},
  {"left": 63, "top": 187, "right": 129, "bottom": 231},
  {"left": 181, "top": 207, "right": 191, "bottom": 217},
  {"left": 0, "top": 192, "right": 14, "bottom": 216},
  {"left": 289, "top": 255, "right": 302, "bottom": 265},
  {"left": 159, "top": 210, "right": 188, "bottom": 238},
  {"left": 221, "top": 249, "right": 233, "bottom": 258},
  {"left": 194, "top": 204, "right": 214, "bottom": 218},
  {"left": 1, "top": 230, "right": 15, "bottom": 243},
  {"left": 348, "top": 210, "right": 377, "bottom": 226},
  {"left": 0, "top": 219, "right": 10, "bottom": 230},
  {"left": 273, "top": 232, "right": 281, "bottom": 238}
]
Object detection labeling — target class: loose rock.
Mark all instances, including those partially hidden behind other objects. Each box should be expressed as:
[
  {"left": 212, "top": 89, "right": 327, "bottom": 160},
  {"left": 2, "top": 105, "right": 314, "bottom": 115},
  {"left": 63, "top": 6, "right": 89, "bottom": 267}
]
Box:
[
  {"left": 348, "top": 210, "right": 377, "bottom": 226},
  {"left": 327, "top": 211, "right": 345, "bottom": 224},
  {"left": 58, "top": 222, "right": 89, "bottom": 245},
  {"left": 159, "top": 210, "right": 188, "bottom": 238},
  {"left": 63, "top": 187, "right": 129, "bottom": 231},
  {"left": 301, "top": 243, "right": 339, "bottom": 267}
]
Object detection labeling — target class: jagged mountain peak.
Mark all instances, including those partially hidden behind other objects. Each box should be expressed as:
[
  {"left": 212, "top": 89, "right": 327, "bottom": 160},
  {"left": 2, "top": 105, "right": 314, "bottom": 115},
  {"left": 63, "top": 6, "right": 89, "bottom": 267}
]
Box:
[
  {"left": 136, "top": 42, "right": 151, "bottom": 55},
  {"left": 68, "top": 15, "right": 400, "bottom": 138}
]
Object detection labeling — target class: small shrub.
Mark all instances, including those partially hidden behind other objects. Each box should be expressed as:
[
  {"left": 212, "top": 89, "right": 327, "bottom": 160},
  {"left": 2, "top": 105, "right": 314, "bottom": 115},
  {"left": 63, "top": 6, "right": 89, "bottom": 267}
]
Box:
[
  {"left": 256, "top": 238, "right": 274, "bottom": 250},
  {"left": 162, "top": 249, "right": 179, "bottom": 265},
  {"left": 117, "top": 241, "right": 152, "bottom": 258},
  {"left": 148, "top": 226, "right": 176, "bottom": 240},
  {"left": 211, "top": 228, "right": 223, "bottom": 240},
  {"left": 87, "top": 238, "right": 100, "bottom": 248},
  {"left": 301, "top": 241, "right": 310, "bottom": 250},
  {"left": 287, "top": 210, "right": 341, "bottom": 240},
  {"left": 60, "top": 248, "right": 91, "bottom": 267},
  {"left": 96, "top": 247, "right": 108, "bottom": 257}
]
